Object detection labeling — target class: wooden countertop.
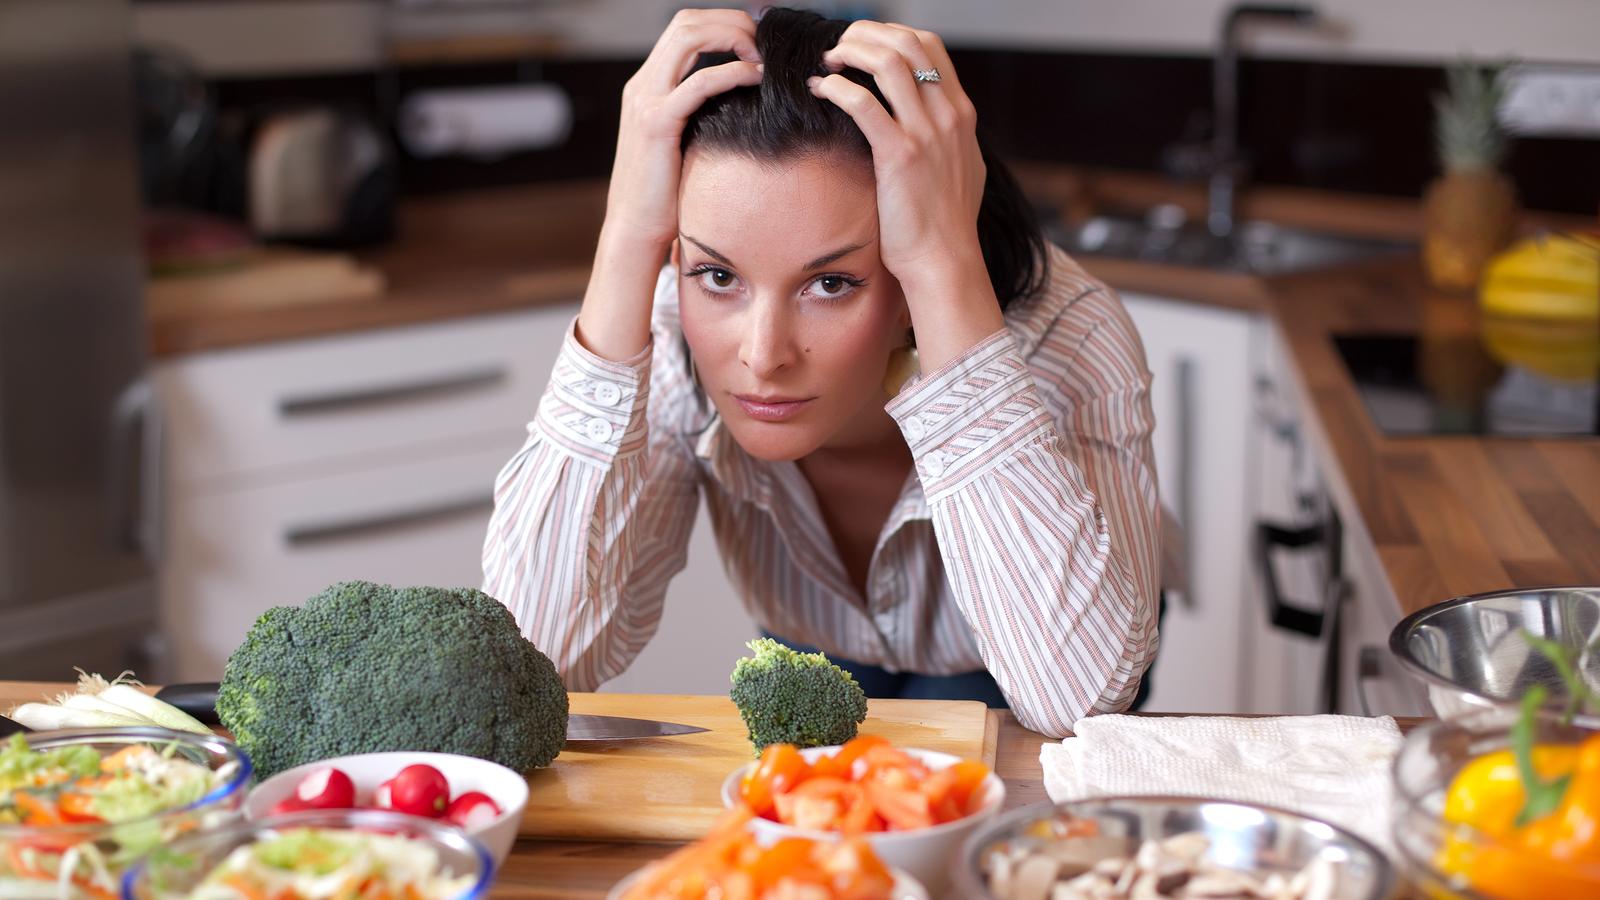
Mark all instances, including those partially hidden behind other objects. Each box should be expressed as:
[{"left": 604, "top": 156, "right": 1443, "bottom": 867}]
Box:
[
  {"left": 0, "top": 681, "right": 1423, "bottom": 899},
  {"left": 147, "top": 180, "right": 608, "bottom": 357},
  {"left": 1264, "top": 259, "right": 1600, "bottom": 617}
]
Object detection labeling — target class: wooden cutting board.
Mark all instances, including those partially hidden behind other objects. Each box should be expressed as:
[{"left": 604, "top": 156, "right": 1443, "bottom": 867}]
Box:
[{"left": 525, "top": 693, "right": 998, "bottom": 842}]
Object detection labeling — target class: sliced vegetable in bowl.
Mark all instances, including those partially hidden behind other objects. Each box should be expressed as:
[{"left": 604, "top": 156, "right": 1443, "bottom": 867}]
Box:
[
  {"left": 0, "top": 728, "right": 252, "bottom": 899},
  {"left": 719, "top": 739, "right": 1004, "bottom": 894},
  {"left": 122, "top": 809, "right": 493, "bottom": 900},
  {"left": 609, "top": 807, "right": 927, "bottom": 900},
  {"left": 725, "top": 737, "right": 999, "bottom": 834}
]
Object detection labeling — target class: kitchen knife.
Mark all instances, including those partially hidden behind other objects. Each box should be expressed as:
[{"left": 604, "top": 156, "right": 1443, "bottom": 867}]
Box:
[
  {"left": 155, "top": 683, "right": 708, "bottom": 742},
  {"left": 0, "top": 715, "right": 26, "bottom": 737}
]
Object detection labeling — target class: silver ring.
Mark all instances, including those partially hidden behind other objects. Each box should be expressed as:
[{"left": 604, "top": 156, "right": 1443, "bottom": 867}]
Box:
[{"left": 912, "top": 68, "right": 942, "bottom": 84}]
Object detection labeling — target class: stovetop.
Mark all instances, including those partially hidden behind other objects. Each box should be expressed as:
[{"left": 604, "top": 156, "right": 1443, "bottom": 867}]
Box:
[{"left": 1334, "top": 334, "right": 1599, "bottom": 437}]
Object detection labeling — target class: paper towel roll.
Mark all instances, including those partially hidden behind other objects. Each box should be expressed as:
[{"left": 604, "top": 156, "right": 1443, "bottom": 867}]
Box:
[{"left": 400, "top": 84, "right": 572, "bottom": 159}]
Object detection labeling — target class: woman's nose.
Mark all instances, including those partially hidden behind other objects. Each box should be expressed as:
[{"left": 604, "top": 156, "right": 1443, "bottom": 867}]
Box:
[{"left": 739, "top": 296, "right": 799, "bottom": 380}]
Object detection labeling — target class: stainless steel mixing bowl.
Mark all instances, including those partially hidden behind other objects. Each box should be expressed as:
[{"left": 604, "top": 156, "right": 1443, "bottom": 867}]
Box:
[
  {"left": 953, "top": 796, "right": 1396, "bottom": 899},
  {"left": 1388, "top": 586, "right": 1600, "bottom": 719}
]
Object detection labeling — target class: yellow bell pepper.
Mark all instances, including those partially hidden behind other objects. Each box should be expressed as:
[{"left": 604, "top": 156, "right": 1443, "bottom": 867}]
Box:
[{"left": 1438, "top": 734, "right": 1600, "bottom": 898}]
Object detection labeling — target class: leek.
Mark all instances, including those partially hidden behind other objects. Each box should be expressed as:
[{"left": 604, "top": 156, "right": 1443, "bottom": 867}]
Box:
[{"left": 6, "top": 670, "right": 212, "bottom": 735}]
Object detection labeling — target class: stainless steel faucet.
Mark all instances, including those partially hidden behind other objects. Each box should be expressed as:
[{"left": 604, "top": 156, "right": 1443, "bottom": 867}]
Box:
[{"left": 1209, "top": 4, "right": 1322, "bottom": 240}]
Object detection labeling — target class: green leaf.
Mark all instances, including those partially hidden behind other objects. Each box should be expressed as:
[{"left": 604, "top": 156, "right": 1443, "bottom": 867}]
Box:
[
  {"left": 1512, "top": 685, "right": 1572, "bottom": 827},
  {"left": 1521, "top": 631, "right": 1600, "bottom": 724}
]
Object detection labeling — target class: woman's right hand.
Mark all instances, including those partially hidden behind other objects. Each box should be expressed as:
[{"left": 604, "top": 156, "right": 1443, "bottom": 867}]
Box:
[{"left": 578, "top": 9, "right": 761, "bottom": 361}]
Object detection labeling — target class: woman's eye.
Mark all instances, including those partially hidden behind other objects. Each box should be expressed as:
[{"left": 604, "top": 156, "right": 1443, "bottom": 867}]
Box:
[
  {"left": 811, "top": 274, "right": 858, "bottom": 299},
  {"left": 693, "top": 267, "right": 736, "bottom": 291}
]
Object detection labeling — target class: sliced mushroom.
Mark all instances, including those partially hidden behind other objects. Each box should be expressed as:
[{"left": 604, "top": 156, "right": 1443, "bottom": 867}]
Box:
[{"left": 1013, "top": 855, "right": 1065, "bottom": 900}]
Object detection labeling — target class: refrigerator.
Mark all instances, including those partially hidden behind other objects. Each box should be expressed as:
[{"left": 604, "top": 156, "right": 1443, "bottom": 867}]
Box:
[{"left": 0, "top": 0, "right": 162, "bottom": 680}]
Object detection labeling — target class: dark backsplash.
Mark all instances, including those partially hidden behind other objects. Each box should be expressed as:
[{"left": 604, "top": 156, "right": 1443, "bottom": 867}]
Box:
[{"left": 200, "top": 48, "right": 1598, "bottom": 215}]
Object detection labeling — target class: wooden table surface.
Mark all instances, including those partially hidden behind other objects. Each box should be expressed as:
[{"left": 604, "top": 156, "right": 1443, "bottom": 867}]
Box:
[{"left": 1, "top": 682, "right": 1425, "bottom": 899}]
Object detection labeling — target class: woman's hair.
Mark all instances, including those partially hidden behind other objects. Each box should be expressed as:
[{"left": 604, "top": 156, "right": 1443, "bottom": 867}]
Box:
[{"left": 682, "top": 7, "right": 1048, "bottom": 311}]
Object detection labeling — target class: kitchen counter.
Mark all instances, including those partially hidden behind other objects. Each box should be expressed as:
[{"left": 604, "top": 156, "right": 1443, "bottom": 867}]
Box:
[
  {"left": 147, "top": 180, "right": 607, "bottom": 357},
  {"left": 0, "top": 682, "right": 1423, "bottom": 899},
  {"left": 1264, "top": 258, "right": 1600, "bottom": 617}
]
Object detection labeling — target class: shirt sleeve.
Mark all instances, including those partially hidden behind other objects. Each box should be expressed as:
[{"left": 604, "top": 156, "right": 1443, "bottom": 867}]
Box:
[
  {"left": 886, "top": 289, "right": 1162, "bottom": 737},
  {"left": 481, "top": 313, "right": 702, "bottom": 691}
]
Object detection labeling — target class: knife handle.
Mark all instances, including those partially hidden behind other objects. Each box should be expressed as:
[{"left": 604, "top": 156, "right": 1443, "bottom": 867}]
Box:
[{"left": 156, "top": 682, "right": 222, "bottom": 726}]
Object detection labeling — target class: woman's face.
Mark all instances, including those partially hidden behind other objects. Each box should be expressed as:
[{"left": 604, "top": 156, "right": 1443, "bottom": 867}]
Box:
[{"left": 676, "top": 148, "right": 909, "bottom": 462}]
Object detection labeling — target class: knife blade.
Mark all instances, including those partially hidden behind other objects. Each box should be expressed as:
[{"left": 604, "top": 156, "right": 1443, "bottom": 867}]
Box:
[
  {"left": 565, "top": 713, "right": 707, "bottom": 742},
  {"left": 155, "top": 683, "right": 708, "bottom": 743},
  {"left": 0, "top": 715, "right": 27, "bottom": 737}
]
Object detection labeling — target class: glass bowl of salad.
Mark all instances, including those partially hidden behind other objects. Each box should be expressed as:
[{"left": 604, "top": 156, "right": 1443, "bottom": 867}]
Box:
[
  {"left": 0, "top": 727, "right": 253, "bottom": 899},
  {"left": 121, "top": 808, "right": 494, "bottom": 900},
  {"left": 1392, "top": 706, "right": 1600, "bottom": 899}
]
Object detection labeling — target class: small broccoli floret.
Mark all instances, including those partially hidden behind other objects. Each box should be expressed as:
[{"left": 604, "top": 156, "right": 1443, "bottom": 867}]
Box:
[
  {"left": 217, "top": 581, "right": 568, "bottom": 778},
  {"left": 729, "top": 638, "right": 867, "bottom": 752}
]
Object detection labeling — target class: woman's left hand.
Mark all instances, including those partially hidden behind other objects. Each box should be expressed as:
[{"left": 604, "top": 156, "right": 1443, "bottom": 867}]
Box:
[{"left": 809, "top": 22, "right": 1004, "bottom": 369}]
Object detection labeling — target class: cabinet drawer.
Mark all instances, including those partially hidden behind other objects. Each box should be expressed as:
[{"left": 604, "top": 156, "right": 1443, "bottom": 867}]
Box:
[
  {"left": 159, "top": 445, "right": 512, "bottom": 680},
  {"left": 157, "top": 305, "right": 574, "bottom": 489}
]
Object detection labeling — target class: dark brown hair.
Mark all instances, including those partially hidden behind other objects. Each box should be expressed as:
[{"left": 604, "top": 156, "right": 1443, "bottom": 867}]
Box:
[{"left": 682, "top": 7, "right": 1048, "bottom": 310}]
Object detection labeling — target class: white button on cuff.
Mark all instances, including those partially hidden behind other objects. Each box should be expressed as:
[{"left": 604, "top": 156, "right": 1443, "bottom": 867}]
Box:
[
  {"left": 923, "top": 452, "right": 946, "bottom": 479},
  {"left": 585, "top": 418, "right": 614, "bottom": 444},
  {"left": 594, "top": 382, "right": 622, "bottom": 407},
  {"left": 904, "top": 416, "right": 926, "bottom": 442}
]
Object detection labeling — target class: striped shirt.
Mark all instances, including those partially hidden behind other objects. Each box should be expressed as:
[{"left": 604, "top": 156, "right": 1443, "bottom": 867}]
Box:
[{"left": 483, "top": 243, "right": 1161, "bottom": 737}]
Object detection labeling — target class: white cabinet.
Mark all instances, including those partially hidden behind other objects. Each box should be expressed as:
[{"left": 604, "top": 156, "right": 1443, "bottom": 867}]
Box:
[
  {"left": 1243, "top": 321, "right": 1428, "bottom": 717},
  {"left": 156, "top": 304, "right": 751, "bottom": 688},
  {"left": 162, "top": 445, "right": 516, "bottom": 676},
  {"left": 155, "top": 306, "right": 576, "bottom": 679},
  {"left": 1121, "top": 293, "right": 1258, "bottom": 713},
  {"left": 1123, "top": 292, "right": 1419, "bottom": 716}
]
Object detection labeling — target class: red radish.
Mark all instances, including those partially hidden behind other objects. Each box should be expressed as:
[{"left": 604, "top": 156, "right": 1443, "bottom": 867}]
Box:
[
  {"left": 269, "top": 796, "right": 308, "bottom": 817},
  {"left": 444, "top": 792, "right": 502, "bottom": 830},
  {"left": 373, "top": 779, "right": 395, "bottom": 810},
  {"left": 383, "top": 764, "right": 450, "bottom": 818},
  {"left": 294, "top": 767, "right": 356, "bottom": 810}
]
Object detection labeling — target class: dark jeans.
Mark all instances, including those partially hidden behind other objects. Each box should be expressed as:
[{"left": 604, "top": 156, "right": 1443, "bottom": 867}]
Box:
[{"left": 765, "top": 591, "right": 1166, "bottom": 711}]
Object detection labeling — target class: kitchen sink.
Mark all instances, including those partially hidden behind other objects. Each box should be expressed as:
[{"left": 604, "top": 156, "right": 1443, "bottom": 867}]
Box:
[{"left": 1047, "top": 205, "right": 1414, "bottom": 276}]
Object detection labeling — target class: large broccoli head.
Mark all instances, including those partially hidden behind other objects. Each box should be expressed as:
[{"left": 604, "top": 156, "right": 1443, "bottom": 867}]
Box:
[
  {"left": 729, "top": 638, "right": 867, "bottom": 752},
  {"left": 217, "top": 581, "right": 568, "bottom": 778}
]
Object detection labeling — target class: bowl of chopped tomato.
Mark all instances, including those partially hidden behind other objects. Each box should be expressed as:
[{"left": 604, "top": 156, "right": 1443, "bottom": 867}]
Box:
[
  {"left": 609, "top": 807, "right": 928, "bottom": 900},
  {"left": 718, "top": 736, "right": 1004, "bottom": 893}
]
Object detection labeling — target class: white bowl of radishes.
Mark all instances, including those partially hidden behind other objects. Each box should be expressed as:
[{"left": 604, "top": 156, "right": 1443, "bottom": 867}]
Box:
[{"left": 243, "top": 752, "right": 529, "bottom": 866}]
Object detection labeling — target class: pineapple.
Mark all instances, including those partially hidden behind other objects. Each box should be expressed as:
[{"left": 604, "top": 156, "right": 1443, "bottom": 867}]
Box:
[
  {"left": 1423, "top": 60, "right": 1518, "bottom": 292},
  {"left": 1433, "top": 62, "right": 1510, "bottom": 174}
]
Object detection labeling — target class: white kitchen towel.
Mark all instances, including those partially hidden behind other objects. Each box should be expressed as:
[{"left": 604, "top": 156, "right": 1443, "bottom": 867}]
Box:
[{"left": 1040, "top": 714, "right": 1402, "bottom": 853}]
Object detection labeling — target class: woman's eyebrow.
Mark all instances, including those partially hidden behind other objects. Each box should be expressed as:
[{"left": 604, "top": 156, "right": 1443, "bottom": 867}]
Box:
[
  {"left": 802, "top": 241, "right": 870, "bottom": 271},
  {"left": 680, "top": 235, "right": 733, "bottom": 267}
]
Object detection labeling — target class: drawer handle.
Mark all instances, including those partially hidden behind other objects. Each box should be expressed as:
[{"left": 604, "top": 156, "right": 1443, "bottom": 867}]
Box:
[
  {"left": 1254, "top": 520, "right": 1330, "bottom": 638},
  {"left": 285, "top": 495, "right": 494, "bottom": 548},
  {"left": 1356, "top": 644, "right": 1382, "bottom": 717},
  {"left": 278, "top": 367, "right": 506, "bottom": 417}
]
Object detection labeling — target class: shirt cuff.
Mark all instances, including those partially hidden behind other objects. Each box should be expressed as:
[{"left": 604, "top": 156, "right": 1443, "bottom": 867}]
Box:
[
  {"left": 534, "top": 317, "right": 652, "bottom": 462},
  {"left": 886, "top": 329, "right": 1055, "bottom": 494}
]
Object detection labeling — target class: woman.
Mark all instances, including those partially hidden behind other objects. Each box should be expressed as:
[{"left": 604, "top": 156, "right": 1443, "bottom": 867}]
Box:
[{"left": 483, "top": 7, "right": 1161, "bottom": 738}]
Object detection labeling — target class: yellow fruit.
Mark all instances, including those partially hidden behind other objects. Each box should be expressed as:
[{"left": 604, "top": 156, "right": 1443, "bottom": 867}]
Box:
[
  {"left": 1479, "top": 233, "right": 1600, "bottom": 321},
  {"left": 1481, "top": 316, "right": 1600, "bottom": 382}
]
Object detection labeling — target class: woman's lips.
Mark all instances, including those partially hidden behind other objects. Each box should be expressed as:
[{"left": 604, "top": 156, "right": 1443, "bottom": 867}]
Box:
[{"left": 734, "top": 394, "right": 815, "bottom": 422}]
